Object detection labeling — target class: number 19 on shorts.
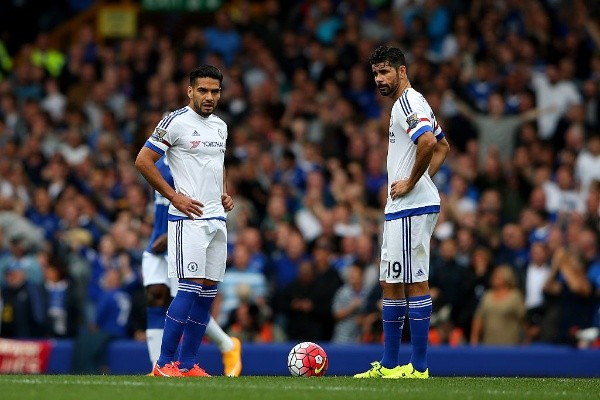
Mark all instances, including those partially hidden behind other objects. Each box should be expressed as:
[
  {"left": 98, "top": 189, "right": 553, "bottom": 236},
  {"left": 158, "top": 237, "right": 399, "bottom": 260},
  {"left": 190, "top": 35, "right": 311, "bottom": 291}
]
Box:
[{"left": 386, "top": 261, "right": 402, "bottom": 279}]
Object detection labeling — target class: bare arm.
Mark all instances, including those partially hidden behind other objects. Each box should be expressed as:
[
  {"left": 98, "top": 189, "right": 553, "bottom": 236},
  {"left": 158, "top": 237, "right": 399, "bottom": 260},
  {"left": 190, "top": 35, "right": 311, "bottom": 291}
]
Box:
[
  {"left": 135, "top": 146, "right": 203, "bottom": 219},
  {"left": 221, "top": 167, "right": 234, "bottom": 212},
  {"left": 333, "top": 297, "right": 362, "bottom": 321},
  {"left": 444, "top": 90, "right": 476, "bottom": 121},
  {"left": 429, "top": 137, "right": 450, "bottom": 177},
  {"left": 585, "top": 18, "right": 600, "bottom": 50},
  {"left": 150, "top": 233, "right": 168, "bottom": 253},
  {"left": 559, "top": 255, "right": 592, "bottom": 297},
  {"left": 470, "top": 315, "right": 482, "bottom": 346},
  {"left": 390, "top": 132, "right": 436, "bottom": 199},
  {"left": 135, "top": 147, "right": 176, "bottom": 200},
  {"left": 518, "top": 105, "right": 557, "bottom": 123},
  {"left": 543, "top": 248, "right": 565, "bottom": 295}
]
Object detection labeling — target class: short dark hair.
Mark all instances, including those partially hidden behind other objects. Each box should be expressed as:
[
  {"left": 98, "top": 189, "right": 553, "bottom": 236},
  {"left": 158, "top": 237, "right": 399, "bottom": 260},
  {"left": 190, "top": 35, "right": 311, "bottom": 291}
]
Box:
[
  {"left": 368, "top": 45, "right": 406, "bottom": 69},
  {"left": 189, "top": 65, "right": 223, "bottom": 86}
]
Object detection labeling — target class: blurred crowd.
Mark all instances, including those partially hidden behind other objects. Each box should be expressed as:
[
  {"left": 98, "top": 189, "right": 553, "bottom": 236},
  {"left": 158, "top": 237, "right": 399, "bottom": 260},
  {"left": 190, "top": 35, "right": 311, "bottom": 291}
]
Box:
[{"left": 0, "top": 0, "right": 599, "bottom": 351}]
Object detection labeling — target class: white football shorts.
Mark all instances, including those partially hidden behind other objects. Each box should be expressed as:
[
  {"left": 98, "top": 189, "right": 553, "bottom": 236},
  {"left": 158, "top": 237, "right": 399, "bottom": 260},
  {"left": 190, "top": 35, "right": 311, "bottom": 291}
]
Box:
[
  {"left": 141, "top": 251, "right": 179, "bottom": 297},
  {"left": 167, "top": 218, "right": 227, "bottom": 282},
  {"left": 379, "top": 213, "right": 439, "bottom": 283}
]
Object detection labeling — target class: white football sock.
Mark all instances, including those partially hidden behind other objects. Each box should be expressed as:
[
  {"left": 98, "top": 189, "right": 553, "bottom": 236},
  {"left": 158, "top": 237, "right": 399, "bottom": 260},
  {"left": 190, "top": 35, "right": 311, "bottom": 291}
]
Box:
[
  {"left": 146, "top": 328, "right": 164, "bottom": 366},
  {"left": 205, "top": 317, "right": 234, "bottom": 352}
]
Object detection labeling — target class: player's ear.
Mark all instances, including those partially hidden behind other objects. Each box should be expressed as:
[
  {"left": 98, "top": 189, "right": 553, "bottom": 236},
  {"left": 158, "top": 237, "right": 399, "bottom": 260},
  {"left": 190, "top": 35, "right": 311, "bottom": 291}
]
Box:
[{"left": 399, "top": 65, "right": 407, "bottom": 78}]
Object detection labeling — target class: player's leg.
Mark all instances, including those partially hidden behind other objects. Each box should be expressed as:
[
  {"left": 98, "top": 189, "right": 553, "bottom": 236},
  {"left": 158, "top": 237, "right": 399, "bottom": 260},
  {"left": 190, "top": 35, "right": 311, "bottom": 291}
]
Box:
[
  {"left": 355, "top": 219, "right": 407, "bottom": 378},
  {"left": 176, "top": 281, "right": 215, "bottom": 376},
  {"left": 142, "top": 251, "right": 173, "bottom": 368},
  {"left": 205, "top": 317, "right": 234, "bottom": 352},
  {"left": 384, "top": 213, "right": 437, "bottom": 379},
  {"left": 177, "top": 220, "right": 225, "bottom": 376},
  {"left": 205, "top": 317, "right": 242, "bottom": 376},
  {"left": 145, "top": 284, "right": 171, "bottom": 366},
  {"left": 154, "top": 220, "right": 203, "bottom": 376}
]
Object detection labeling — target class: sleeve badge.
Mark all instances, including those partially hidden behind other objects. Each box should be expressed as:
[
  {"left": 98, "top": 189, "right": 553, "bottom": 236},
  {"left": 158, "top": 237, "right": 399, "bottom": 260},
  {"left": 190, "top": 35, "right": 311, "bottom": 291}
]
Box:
[
  {"left": 406, "top": 113, "right": 420, "bottom": 130},
  {"left": 150, "top": 127, "right": 168, "bottom": 142}
]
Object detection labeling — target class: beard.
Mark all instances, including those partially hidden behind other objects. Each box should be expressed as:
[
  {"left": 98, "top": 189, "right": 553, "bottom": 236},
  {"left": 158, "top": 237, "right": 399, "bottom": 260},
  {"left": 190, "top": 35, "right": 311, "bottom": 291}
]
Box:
[
  {"left": 192, "top": 99, "right": 214, "bottom": 117},
  {"left": 378, "top": 85, "right": 393, "bottom": 96}
]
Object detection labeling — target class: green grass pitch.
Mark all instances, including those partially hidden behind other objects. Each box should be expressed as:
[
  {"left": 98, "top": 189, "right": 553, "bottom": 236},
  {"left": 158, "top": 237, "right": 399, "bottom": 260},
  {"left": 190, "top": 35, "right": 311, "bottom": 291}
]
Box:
[{"left": 1, "top": 375, "right": 599, "bottom": 400}]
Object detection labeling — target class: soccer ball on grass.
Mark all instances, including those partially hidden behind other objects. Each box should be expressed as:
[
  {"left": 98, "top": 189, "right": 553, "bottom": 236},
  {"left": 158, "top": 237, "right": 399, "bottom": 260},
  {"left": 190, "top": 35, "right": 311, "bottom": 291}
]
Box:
[{"left": 287, "top": 341, "right": 328, "bottom": 377}]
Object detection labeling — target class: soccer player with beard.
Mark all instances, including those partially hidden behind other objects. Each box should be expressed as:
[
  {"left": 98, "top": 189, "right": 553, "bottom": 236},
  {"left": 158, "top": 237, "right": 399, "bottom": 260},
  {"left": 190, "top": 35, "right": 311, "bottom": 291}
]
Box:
[
  {"left": 354, "top": 46, "right": 450, "bottom": 379},
  {"left": 136, "top": 65, "right": 234, "bottom": 377}
]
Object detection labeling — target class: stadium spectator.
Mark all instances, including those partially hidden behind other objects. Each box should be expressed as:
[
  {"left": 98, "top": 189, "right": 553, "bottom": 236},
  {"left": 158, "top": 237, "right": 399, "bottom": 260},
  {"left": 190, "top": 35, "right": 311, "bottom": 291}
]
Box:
[
  {"left": 216, "top": 242, "right": 268, "bottom": 326},
  {"left": 269, "top": 227, "right": 310, "bottom": 290},
  {"left": 227, "top": 300, "right": 285, "bottom": 343},
  {"left": 312, "top": 238, "right": 343, "bottom": 340},
  {"left": 446, "top": 90, "right": 549, "bottom": 168},
  {"left": 430, "top": 238, "right": 465, "bottom": 325},
  {"left": 25, "top": 187, "right": 60, "bottom": 242},
  {"left": 523, "top": 241, "right": 551, "bottom": 343},
  {"left": 454, "top": 247, "right": 493, "bottom": 339},
  {"left": 0, "top": 235, "right": 43, "bottom": 286},
  {"left": 279, "top": 260, "right": 328, "bottom": 341},
  {"left": 494, "top": 223, "right": 529, "bottom": 287},
  {"left": 93, "top": 265, "right": 133, "bottom": 340},
  {"left": 40, "top": 251, "right": 80, "bottom": 338},
  {"left": 331, "top": 262, "right": 368, "bottom": 343},
  {"left": 0, "top": 261, "right": 45, "bottom": 338},
  {"left": 530, "top": 61, "right": 582, "bottom": 141},
  {"left": 237, "top": 226, "right": 269, "bottom": 274},
  {"left": 470, "top": 264, "right": 526, "bottom": 346},
  {"left": 574, "top": 134, "right": 600, "bottom": 203},
  {"left": 543, "top": 246, "right": 594, "bottom": 344},
  {"left": 201, "top": 10, "right": 241, "bottom": 67},
  {"left": 30, "top": 33, "right": 65, "bottom": 78}
]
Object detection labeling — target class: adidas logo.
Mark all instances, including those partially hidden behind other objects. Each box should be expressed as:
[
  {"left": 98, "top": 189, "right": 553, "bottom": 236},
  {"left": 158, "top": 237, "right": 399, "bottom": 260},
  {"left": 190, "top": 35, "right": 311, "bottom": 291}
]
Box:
[
  {"left": 192, "top": 130, "right": 200, "bottom": 136},
  {"left": 415, "top": 269, "right": 425, "bottom": 277}
]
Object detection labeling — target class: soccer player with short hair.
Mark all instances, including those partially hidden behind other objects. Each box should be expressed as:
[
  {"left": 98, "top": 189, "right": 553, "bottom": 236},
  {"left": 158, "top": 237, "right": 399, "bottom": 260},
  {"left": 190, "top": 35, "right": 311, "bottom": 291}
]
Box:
[
  {"left": 142, "top": 155, "right": 241, "bottom": 376},
  {"left": 354, "top": 46, "right": 450, "bottom": 379},
  {"left": 135, "top": 65, "right": 234, "bottom": 377}
]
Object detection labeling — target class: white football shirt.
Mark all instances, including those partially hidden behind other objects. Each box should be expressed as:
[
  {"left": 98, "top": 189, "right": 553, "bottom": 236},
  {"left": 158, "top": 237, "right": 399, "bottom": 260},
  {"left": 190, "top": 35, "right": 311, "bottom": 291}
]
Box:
[
  {"left": 385, "top": 88, "right": 444, "bottom": 220},
  {"left": 144, "top": 106, "right": 228, "bottom": 220}
]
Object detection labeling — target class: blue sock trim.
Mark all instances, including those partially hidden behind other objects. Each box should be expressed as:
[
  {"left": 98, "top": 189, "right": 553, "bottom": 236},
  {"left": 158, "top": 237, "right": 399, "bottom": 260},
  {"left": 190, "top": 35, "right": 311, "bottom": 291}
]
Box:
[
  {"left": 178, "top": 285, "right": 218, "bottom": 370},
  {"left": 408, "top": 295, "right": 432, "bottom": 372},
  {"left": 147, "top": 307, "right": 167, "bottom": 329},
  {"left": 380, "top": 298, "right": 407, "bottom": 369}
]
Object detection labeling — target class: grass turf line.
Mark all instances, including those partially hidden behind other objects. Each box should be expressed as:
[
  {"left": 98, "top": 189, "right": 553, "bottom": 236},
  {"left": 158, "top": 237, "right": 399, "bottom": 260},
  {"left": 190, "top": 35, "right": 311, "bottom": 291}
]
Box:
[{"left": 0, "top": 375, "right": 598, "bottom": 400}]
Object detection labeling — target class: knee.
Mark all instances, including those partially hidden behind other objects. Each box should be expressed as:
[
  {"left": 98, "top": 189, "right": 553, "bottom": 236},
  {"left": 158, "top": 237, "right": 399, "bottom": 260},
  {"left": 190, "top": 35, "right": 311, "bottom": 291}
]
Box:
[
  {"left": 380, "top": 281, "right": 405, "bottom": 299},
  {"left": 145, "top": 284, "right": 171, "bottom": 307},
  {"left": 201, "top": 279, "right": 219, "bottom": 288},
  {"left": 405, "top": 281, "right": 430, "bottom": 298}
]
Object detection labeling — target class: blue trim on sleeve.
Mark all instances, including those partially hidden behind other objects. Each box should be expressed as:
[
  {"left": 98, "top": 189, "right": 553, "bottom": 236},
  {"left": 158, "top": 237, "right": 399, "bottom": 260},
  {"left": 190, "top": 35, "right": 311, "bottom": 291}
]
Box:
[
  {"left": 385, "top": 205, "right": 440, "bottom": 220},
  {"left": 167, "top": 214, "right": 227, "bottom": 222},
  {"left": 410, "top": 125, "right": 433, "bottom": 143},
  {"left": 436, "top": 131, "right": 445, "bottom": 141},
  {"left": 145, "top": 141, "right": 165, "bottom": 156}
]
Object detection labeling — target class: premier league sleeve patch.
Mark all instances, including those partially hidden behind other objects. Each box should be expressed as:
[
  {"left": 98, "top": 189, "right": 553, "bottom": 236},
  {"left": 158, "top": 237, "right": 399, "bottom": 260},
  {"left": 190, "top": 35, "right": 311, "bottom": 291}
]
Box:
[
  {"left": 151, "top": 127, "right": 168, "bottom": 142},
  {"left": 406, "top": 113, "right": 420, "bottom": 130}
]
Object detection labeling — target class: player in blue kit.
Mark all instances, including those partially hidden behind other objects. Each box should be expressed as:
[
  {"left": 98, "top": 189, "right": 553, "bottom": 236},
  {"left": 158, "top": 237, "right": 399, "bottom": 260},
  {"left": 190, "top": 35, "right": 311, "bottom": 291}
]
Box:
[
  {"left": 354, "top": 46, "right": 450, "bottom": 379},
  {"left": 143, "top": 156, "right": 241, "bottom": 376},
  {"left": 136, "top": 65, "right": 234, "bottom": 377}
]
